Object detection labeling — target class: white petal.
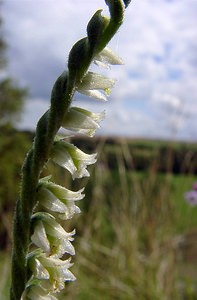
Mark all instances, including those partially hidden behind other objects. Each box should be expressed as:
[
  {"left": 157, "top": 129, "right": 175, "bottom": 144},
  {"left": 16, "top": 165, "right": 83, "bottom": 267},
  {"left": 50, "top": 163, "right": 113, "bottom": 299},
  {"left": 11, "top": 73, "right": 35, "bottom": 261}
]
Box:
[
  {"left": 78, "top": 71, "right": 115, "bottom": 101},
  {"left": 51, "top": 141, "right": 97, "bottom": 179},
  {"left": 77, "top": 88, "right": 108, "bottom": 101},
  {"left": 71, "top": 107, "right": 105, "bottom": 122},
  {"left": 31, "top": 221, "right": 50, "bottom": 253},
  {"left": 47, "top": 182, "right": 85, "bottom": 201},
  {"left": 61, "top": 268, "right": 76, "bottom": 282},
  {"left": 51, "top": 238, "right": 75, "bottom": 258},
  {"left": 44, "top": 219, "right": 75, "bottom": 240},
  {"left": 94, "top": 46, "right": 124, "bottom": 68},
  {"left": 62, "top": 107, "right": 105, "bottom": 137},
  {"left": 79, "top": 72, "right": 115, "bottom": 90},
  {"left": 38, "top": 190, "right": 81, "bottom": 220},
  {"left": 37, "top": 180, "right": 83, "bottom": 219},
  {"left": 39, "top": 256, "right": 76, "bottom": 284},
  {"left": 39, "top": 255, "right": 72, "bottom": 268},
  {"left": 51, "top": 146, "right": 77, "bottom": 179},
  {"left": 22, "top": 280, "right": 59, "bottom": 300},
  {"left": 33, "top": 258, "right": 50, "bottom": 280},
  {"left": 67, "top": 143, "right": 97, "bottom": 163},
  {"left": 38, "top": 188, "right": 68, "bottom": 213},
  {"left": 21, "top": 288, "right": 46, "bottom": 300},
  {"left": 57, "top": 203, "right": 81, "bottom": 220}
]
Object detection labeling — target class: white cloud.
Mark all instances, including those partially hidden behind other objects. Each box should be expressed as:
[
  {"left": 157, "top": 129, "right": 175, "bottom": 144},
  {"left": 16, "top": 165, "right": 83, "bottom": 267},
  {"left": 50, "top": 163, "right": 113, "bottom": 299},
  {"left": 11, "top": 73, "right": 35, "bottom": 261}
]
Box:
[
  {"left": 17, "top": 98, "right": 49, "bottom": 130},
  {"left": 2, "top": 0, "right": 197, "bottom": 141}
]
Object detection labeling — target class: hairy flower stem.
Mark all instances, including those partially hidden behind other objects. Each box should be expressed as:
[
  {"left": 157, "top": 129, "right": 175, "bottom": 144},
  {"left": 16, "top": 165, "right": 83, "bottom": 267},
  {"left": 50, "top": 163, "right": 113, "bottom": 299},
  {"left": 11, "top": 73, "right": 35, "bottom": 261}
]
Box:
[
  {"left": 10, "top": 1, "right": 131, "bottom": 299},
  {"left": 10, "top": 74, "right": 71, "bottom": 300}
]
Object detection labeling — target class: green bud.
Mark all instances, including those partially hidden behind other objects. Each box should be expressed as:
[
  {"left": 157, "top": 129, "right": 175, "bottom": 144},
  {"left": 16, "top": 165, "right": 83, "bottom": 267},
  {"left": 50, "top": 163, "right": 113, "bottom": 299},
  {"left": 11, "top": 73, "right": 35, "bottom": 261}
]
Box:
[
  {"left": 68, "top": 38, "right": 90, "bottom": 84},
  {"left": 87, "top": 10, "right": 109, "bottom": 50},
  {"left": 105, "top": 0, "right": 124, "bottom": 25}
]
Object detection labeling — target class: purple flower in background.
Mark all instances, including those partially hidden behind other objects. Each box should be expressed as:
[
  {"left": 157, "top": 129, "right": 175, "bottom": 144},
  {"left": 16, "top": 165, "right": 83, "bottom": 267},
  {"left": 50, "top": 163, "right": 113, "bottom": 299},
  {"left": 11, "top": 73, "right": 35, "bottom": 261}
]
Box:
[
  {"left": 192, "top": 182, "right": 197, "bottom": 191},
  {"left": 184, "top": 182, "right": 197, "bottom": 206}
]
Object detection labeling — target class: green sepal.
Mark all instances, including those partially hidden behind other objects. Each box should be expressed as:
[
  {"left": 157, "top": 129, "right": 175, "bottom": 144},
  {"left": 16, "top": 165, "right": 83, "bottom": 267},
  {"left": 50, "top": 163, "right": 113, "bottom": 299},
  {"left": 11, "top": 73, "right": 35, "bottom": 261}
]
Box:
[
  {"left": 87, "top": 10, "right": 109, "bottom": 50},
  {"left": 68, "top": 38, "right": 91, "bottom": 84},
  {"left": 31, "top": 212, "right": 55, "bottom": 223}
]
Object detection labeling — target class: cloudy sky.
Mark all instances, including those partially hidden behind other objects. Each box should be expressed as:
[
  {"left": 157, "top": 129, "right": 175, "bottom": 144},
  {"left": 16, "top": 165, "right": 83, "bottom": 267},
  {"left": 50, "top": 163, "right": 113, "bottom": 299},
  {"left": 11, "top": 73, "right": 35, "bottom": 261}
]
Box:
[{"left": 2, "top": 0, "right": 197, "bottom": 140}]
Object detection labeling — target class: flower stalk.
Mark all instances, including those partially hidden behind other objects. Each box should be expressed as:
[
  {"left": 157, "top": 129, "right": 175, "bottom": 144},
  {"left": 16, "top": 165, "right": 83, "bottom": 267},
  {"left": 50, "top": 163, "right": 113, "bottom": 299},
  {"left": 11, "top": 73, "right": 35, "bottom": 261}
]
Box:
[{"left": 10, "top": 1, "right": 131, "bottom": 299}]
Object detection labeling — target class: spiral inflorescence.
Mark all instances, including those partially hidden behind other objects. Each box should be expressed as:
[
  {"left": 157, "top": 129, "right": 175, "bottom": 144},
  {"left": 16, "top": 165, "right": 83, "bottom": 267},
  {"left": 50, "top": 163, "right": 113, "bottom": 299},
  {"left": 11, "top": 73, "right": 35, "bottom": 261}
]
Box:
[{"left": 10, "top": 1, "right": 131, "bottom": 299}]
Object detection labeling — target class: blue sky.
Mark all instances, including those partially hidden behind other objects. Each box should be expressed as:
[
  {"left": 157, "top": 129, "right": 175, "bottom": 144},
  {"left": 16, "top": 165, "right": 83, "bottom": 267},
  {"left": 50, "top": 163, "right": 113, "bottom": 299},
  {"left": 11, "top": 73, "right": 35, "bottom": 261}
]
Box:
[{"left": 2, "top": 0, "right": 197, "bottom": 140}]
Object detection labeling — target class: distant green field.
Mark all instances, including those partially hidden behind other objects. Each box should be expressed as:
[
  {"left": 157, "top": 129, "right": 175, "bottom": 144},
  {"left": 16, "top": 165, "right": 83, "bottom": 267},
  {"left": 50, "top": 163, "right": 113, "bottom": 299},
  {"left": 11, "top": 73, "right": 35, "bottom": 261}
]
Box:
[{"left": 1, "top": 134, "right": 197, "bottom": 299}]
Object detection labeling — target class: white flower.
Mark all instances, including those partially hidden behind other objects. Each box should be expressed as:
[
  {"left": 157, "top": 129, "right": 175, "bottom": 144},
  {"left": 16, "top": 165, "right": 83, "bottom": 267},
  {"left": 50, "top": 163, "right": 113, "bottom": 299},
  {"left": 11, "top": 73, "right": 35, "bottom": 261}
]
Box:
[
  {"left": 37, "top": 176, "right": 84, "bottom": 220},
  {"left": 31, "top": 212, "right": 75, "bottom": 258},
  {"left": 62, "top": 107, "right": 105, "bottom": 137},
  {"left": 94, "top": 46, "right": 124, "bottom": 68},
  {"left": 21, "top": 279, "right": 58, "bottom": 300},
  {"left": 51, "top": 140, "right": 97, "bottom": 179},
  {"left": 28, "top": 250, "right": 76, "bottom": 293},
  {"left": 77, "top": 71, "right": 116, "bottom": 101}
]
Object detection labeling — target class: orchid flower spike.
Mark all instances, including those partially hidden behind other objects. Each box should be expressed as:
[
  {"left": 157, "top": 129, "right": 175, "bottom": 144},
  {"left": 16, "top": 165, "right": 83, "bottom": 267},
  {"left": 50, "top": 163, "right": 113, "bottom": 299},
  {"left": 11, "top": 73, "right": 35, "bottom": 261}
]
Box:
[{"left": 10, "top": 1, "right": 131, "bottom": 299}]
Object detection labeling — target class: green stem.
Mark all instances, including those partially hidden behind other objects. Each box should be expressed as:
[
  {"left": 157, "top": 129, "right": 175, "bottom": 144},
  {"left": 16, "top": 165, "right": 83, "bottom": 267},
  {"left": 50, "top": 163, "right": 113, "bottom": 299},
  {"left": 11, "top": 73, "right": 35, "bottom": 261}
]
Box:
[
  {"left": 10, "top": 1, "right": 129, "bottom": 299},
  {"left": 10, "top": 72, "right": 70, "bottom": 300}
]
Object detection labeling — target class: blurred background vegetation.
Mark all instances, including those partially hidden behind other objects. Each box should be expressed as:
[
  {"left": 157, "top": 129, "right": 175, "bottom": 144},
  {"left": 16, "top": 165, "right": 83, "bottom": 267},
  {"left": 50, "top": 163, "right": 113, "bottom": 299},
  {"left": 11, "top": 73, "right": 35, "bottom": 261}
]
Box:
[{"left": 0, "top": 3, "right": 197, "bottom": 299}]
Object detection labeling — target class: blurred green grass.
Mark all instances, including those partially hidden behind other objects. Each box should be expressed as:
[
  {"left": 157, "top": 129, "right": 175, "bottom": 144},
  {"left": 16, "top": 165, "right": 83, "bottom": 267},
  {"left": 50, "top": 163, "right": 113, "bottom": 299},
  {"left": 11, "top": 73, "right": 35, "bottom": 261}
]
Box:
[
  {"left": 0, "top": 252, "right": 10, "bottom": 300},
  {"left": 0, "top": 134, "right": 197, "bottom": 299}
]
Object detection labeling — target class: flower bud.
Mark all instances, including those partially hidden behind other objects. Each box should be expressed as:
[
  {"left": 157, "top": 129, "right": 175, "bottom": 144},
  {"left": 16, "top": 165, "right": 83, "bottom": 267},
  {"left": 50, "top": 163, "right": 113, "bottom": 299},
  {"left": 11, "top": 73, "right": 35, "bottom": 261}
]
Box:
[{"left": 87, "top": 10, "right": 109, "bottom": 49}]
